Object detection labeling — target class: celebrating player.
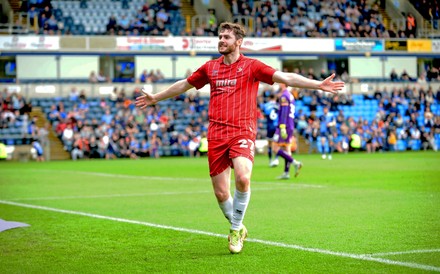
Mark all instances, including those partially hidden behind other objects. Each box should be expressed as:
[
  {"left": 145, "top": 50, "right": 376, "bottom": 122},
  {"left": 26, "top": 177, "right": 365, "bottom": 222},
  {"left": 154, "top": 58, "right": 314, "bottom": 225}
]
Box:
[{"left": 135, "top": 22, "right": 344, "bottom": 254}]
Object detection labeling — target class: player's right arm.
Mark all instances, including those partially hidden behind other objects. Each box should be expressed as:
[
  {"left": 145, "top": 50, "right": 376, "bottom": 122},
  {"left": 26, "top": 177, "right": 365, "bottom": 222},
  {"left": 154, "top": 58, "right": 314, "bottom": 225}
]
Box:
[{"left": 135, "top": 79, "right": 193, "bottom": 109}]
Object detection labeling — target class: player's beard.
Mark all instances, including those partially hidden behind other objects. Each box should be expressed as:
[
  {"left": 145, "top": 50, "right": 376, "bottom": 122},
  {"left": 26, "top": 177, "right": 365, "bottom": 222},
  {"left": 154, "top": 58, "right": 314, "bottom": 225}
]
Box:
[{"left": 218, "top": 42, "right": 236, "bottom": 55}]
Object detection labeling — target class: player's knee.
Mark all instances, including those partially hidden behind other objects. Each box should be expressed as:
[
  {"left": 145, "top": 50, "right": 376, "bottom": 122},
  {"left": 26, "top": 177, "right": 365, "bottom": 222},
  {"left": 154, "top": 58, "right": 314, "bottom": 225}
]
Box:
[
  {"left": 235, "top": 174, "right": 250, "bottom": 190},
  {"left": 214, "top": 190, "right": 229, "bottom": 202}
]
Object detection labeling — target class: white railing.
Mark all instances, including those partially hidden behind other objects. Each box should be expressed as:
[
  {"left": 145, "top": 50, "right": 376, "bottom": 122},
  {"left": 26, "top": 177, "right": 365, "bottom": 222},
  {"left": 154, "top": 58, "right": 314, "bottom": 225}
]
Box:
[
  {"left": 0, "top": 11, "right": 32, "bottom": 34},
  {"left": 390, "top": 18, "right": 440, "bottom": 38}
]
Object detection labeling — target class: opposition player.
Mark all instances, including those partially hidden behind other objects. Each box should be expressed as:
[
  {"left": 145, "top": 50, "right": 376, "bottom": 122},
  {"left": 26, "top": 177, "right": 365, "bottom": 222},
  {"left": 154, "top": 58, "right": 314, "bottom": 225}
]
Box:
[
  {"left": 272, "top": 84, "right": 302, "bottom": 179},
  {"left": 262, "top": 93, "right": 279, "bottom": 166},
  {"left": 135, "top": 22, "right": 344, "bottom": 254}
]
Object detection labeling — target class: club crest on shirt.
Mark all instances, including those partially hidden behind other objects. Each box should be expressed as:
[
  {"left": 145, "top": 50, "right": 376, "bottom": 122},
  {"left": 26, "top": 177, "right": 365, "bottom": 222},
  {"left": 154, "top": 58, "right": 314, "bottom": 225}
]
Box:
[
  {"left": 213, "top": 70, "right": 218, "bottom": 76},
  {"left": 237, "top": 67, "right": 243, "bottom": 72}
]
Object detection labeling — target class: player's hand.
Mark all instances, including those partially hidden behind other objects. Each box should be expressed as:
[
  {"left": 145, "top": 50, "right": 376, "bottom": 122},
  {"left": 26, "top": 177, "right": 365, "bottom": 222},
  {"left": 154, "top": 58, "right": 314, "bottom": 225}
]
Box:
[
  {"left": 280, "top": 125, "right": 287, "bottom": 139},
  {"left": 319, "top": 73, "right": 345, "bottom": 94},
  {"left": 135, "top": 89, "right": 157, "bottom": 109}
]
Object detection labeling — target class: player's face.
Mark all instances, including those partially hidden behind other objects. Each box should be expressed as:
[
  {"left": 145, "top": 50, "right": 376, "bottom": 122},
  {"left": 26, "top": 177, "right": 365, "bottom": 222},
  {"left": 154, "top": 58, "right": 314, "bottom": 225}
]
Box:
[{"left": 218, "top": 29, "right": 241, "bottom": 55}]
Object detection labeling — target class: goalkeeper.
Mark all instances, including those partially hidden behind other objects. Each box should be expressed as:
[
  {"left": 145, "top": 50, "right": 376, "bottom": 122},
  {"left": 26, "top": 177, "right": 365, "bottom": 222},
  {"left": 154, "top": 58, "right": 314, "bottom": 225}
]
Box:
[{"left": 272, "top": 83, "right": 302, "bottom": 179}]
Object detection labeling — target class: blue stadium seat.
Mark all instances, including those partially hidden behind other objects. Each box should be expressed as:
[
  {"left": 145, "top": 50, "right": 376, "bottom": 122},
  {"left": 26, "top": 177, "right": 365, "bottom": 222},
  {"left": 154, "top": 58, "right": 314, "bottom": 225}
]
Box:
[
  {"left": 64, "top": 16, "right": 74, "bottom": 28},
  {"left": 2, "top": 128, "right": 12, "bottom": 135},
  {"left": 6, "top": 138, "right": 15, "bottom": 145},
  {"left": 410, "top": 140, "right": 422, "bottom": 151},
  {"left": 54, "top": 9, "right": 63, "bottom": 20},
  {"left": 396, "top": 140, "right": 407, "bottom": 151}
]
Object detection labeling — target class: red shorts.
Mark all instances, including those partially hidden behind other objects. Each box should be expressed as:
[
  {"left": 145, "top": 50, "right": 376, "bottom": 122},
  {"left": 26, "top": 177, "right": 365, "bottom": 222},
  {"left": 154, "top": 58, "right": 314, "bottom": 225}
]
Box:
[{"left": 207, "top": 135, "right": 256, "bottom": 177}]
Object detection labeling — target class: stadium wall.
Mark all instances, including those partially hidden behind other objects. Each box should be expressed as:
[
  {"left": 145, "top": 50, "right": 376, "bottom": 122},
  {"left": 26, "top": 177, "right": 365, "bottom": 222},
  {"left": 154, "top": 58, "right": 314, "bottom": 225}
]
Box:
[
  {"left": 349, "top": 56, "right": 417, "bottom": 78},
  {"left": 11, "top": 54, "right": 417, "bottom": 80},
  {"left": 16, "top": 55, "right": 99, "bottom": 79}
]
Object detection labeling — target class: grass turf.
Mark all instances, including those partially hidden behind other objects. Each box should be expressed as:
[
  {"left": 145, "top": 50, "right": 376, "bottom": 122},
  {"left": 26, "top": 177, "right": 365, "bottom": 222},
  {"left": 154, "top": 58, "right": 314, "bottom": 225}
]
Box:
[{"left": 0, "top": 151, "right": 439, "bottom": 273}]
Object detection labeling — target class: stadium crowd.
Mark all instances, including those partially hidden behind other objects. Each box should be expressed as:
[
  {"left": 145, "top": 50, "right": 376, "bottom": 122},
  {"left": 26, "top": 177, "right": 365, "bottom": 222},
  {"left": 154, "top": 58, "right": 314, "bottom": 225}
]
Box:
[
  {"left": 2, "top": 0, "right": 439, "bottom": 160},
  {"left": 1, "top": 68, "right": 439, "bottom": 160},
  {"left": 260, "top": 79, "right": 440, "bottom": 158},
  {"left": 217, "top": 0, "right": 419, "bottom": 38},
  {"left": 409, "top": 0, "right": 440, "bottom": 25},
  {"left": 17, "top": 0, "right": 183, "bottom": 36},
  {"left": 14, "top": 0, "right": 428, "bottom": 38}
]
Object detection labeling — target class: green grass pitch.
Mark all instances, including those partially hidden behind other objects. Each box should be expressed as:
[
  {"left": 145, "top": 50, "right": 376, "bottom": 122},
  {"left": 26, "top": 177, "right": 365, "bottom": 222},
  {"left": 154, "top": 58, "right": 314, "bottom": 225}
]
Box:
[{"left": 0, "top": 152, "right": 439, "bottom": 273}]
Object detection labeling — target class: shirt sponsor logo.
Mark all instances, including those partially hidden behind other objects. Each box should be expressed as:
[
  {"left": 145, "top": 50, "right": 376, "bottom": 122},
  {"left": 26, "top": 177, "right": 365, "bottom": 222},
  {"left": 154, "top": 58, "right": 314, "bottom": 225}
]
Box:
[{"left": 215, "top": 79, "right": 237, "bottom": 87}]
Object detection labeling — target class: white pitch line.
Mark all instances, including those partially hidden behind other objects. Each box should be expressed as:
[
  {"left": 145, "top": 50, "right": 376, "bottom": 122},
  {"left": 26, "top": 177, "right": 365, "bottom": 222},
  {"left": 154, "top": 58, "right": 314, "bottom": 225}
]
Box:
[
  {"left": 368, "top": 249, "right": 440, "bottom": 257},
  {"left": 8, "top": 186, "right": 311, "bottom": 201},
  {"left": 23, "top": 169, "right": 326, "bottom": 188},
  {"left": 0, "top": 200, "right": 439, "bottom": 272}
]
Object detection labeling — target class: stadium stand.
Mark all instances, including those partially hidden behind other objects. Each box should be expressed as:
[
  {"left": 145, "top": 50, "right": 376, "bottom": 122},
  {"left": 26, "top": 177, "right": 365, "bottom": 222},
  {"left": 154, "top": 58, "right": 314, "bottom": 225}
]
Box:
[
  {"left": 2, "top": 78, "right": 438, "bottom": 160},
  {"left": 257, "top": 81, "right": 440, "bottom": 154},
  {"left": 0, "top": 0, "right": 439, "bottom": 161},
  {"left": 228, "top": 0, "right": 392, "bottom": 38},
  {"left": 7, "top": 0, "right": 184, "bottom": 35}
]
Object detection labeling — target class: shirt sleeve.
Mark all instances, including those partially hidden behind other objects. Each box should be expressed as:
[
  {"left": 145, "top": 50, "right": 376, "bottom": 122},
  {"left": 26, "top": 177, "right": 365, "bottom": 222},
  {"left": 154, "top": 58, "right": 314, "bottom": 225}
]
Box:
[
  {"left": 187, "top": 63, "right": 209, "bottom": 90},
  {"left": 252, "top": 59, "right": 276, "bottom": 85}
]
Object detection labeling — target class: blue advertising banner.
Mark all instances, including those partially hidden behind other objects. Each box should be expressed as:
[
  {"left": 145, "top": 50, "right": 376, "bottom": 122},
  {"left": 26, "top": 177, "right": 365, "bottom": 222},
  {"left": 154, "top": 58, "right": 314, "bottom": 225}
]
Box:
[{"left": 335, "top": 39, "right": 384, "bottom": 52}]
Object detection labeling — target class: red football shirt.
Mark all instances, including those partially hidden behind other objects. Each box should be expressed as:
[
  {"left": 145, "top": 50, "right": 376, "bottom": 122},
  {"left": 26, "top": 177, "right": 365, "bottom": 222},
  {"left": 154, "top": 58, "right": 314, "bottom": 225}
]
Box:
[{"left": 187, "top": 54, "right": 276, "bottom": 140}]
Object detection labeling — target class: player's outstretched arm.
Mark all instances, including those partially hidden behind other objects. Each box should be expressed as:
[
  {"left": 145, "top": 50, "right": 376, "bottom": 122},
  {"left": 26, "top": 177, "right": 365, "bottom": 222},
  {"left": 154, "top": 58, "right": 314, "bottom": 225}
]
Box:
[
  {"left": 272, "top": 71, "right": 344, "bottom": 94},
  {"left": 135, "top": 79, "right": 194, "bottom": 109}
]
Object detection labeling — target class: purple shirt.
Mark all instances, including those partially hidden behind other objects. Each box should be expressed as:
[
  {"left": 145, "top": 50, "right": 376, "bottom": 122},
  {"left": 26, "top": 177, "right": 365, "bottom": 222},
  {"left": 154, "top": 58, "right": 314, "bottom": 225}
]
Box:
[{"left": 278, "top": 89, "right": 295, "bottom": 134}]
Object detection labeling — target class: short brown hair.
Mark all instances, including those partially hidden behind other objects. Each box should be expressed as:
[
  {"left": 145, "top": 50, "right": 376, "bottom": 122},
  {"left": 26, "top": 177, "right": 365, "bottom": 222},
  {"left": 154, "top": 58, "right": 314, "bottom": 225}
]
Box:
[{"left": 219, "top": 22, "right": 246, "bottom": 40}]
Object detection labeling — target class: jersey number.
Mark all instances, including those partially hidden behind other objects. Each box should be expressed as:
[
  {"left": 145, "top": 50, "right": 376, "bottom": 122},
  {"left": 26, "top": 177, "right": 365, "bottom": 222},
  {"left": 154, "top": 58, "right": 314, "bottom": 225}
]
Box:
[
  {"left": 238, "top": 139, "right": 255, "bottom": 157},
  {"left": 269, "top": 109, "right": 278, "bottom": 120},
  {"left": 290, "top": 104, "right": 295, "bottom": 119}
]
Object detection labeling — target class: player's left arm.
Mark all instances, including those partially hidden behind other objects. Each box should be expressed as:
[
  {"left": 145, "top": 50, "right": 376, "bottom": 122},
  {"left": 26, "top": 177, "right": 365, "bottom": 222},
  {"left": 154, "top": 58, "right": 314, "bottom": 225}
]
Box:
[{"left": 272, "top": 71, "right": 344, "bottom": 94}]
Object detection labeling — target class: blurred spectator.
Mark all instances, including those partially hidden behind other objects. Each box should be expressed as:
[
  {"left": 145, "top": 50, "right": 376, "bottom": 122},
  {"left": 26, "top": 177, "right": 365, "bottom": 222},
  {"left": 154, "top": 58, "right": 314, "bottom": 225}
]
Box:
[
  {"left": 417, "top": 71, "right": 428, "bottom": 83},
  {"left": 155, "top": 69, "right": 165, "bottom": 81},
  {"left": 62, "top": 124, "right": 74, "bottom": 150},
  {"left": 149, "top": 132, "right": 162, "bottom": 158},
  {"left": 89, "top": 71, "right": 99, "bottom": 83},
  {"left": 405, "top": 12, "right": 417, "bottom": 37},
  {"left": 400, "top": 69, "right": 412, "bottom": 81},
  {"left": 139, "top": 69, "right": 150, "bottom": 83},
  {"left": 69, "top": 87, "right": 79, "bottom": 101},
  {"left": 107, "top": 15, "right": 118, "bottom": 32},
  {"left": 427, "top": 66, "right": 439, "bottom": 81},
  {"left": 390, "top": 69, "right": 399, "bottom": 81},
  {"left": 28, "top": 6, "right": 39, "bottom": 26},
  {"left": 32, "top": 139, "right": 45, "bottom": 161}
]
